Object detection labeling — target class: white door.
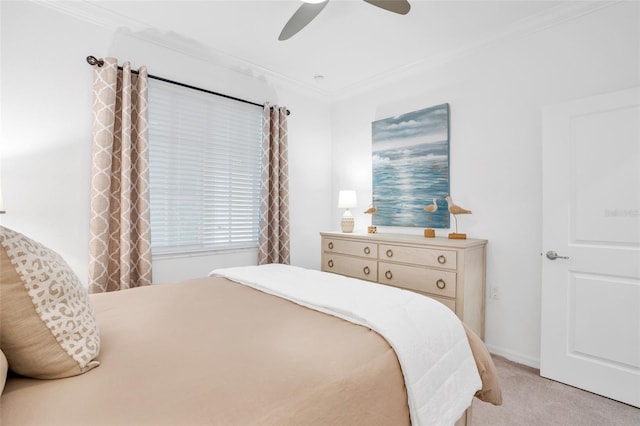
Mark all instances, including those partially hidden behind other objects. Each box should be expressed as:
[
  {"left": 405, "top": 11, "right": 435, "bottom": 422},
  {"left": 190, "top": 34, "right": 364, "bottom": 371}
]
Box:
[{"left": 541, "top": 87, "right": 640, "bottom": 407}]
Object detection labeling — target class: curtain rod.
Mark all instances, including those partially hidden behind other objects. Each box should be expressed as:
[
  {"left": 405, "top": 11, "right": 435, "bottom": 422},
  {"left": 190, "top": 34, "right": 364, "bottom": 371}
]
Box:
[{"left": 86, "top": 56, "right": 290, "bottom": 116}]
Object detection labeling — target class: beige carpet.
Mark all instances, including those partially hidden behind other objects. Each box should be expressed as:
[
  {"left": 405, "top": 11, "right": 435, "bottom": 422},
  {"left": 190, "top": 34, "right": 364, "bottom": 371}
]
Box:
[{"left": 472, "top": 355, "right": 640, "bottom": 426}]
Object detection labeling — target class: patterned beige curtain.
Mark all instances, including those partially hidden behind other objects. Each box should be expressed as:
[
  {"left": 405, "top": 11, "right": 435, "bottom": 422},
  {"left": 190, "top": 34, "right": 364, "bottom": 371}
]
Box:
[
  {"left": 88, "top": 58, "right": 152, "bottom": 293},
  {"left": 258, "top": 105, "right": 290, "bottom": 265}
]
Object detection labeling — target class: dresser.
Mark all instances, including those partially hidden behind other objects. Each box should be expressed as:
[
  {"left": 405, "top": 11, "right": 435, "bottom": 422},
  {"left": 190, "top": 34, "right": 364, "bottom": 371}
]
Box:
[{"left": 320, "top": 232, "right": 487, "bottom": 339}]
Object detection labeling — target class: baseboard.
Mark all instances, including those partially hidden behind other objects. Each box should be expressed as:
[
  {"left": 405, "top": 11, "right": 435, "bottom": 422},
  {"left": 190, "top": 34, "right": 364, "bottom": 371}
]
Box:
[{"left": 485, "top": 344, "right": 540, "bottom": 369}]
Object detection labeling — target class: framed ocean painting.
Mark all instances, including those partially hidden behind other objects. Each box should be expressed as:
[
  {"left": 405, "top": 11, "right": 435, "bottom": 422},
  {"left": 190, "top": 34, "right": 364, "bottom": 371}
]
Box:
[{"left": 372, "top": 103, "right": 450, "bottom": 228}]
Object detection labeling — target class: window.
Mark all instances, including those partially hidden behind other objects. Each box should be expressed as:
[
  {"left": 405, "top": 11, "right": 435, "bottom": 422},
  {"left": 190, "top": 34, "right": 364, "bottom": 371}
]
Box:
[{"left": 148, "top": 79, "right": 263, "bottom": 257}]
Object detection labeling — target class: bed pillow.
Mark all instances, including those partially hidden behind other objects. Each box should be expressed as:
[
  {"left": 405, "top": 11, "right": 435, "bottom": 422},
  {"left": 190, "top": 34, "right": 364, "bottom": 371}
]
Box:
[
  {"left": 0, "top": 349, "right": 7, "bottom": 394},
  {"left": 0, "top": 226, "right": 100, "bottom": 379}
]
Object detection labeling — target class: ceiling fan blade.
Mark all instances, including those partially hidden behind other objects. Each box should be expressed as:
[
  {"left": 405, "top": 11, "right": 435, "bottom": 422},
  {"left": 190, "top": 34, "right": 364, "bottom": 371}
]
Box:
[
  {"left": 278, "top": 1, "right": 330, "bottom": 41},
  {"left": 362, "top": 0, "right": 411, "bottom": 15}
]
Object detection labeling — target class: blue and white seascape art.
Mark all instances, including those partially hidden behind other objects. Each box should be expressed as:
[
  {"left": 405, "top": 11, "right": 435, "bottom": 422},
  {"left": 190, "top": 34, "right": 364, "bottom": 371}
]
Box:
[{"left": 372, "top": 103, "right": 450, "bottom": 228}]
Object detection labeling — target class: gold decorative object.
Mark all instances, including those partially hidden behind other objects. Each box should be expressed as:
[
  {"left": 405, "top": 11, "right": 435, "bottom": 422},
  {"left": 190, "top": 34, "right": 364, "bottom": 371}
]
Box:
[
  {"left": 365, "top": 202, "right": 377, "bottom": 234},
  {"left": 446, "top": 195, "right": 471, "bottom": 239},
  {"left": 364, "top": 203, "right": 377, "bottom": 214},
  {"left": 423, "top": 198, "right": 438, "bottom": 238}
]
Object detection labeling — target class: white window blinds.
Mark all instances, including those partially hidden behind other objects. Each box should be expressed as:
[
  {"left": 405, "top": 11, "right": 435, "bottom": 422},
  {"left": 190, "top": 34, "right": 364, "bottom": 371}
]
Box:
[{"left": 148, "top": 78, "right": 263, "bottom": 257}]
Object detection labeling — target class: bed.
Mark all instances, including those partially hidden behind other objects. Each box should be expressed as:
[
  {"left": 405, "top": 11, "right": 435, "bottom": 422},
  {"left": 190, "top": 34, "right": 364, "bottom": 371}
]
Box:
[{"left": 0, "top": 226, "right": 501, "bottom": 426}]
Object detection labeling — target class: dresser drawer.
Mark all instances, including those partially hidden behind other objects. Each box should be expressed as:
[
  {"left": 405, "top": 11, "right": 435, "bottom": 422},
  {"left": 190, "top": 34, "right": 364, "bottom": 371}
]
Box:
[
  {"left": 320, "top": 232, "right": 487, "bottom": 339},
  {"left": 379, "top": 244, "right": 457, "bottom": 270},
  {"left": 378, "top": 261, "right": 457, "bottom": 298},
  {"left": 322, "top": 252, "right": 378, "bottom": 282},
  {"left": 324, "top": 238, "right": 377, "bottom": 259}
]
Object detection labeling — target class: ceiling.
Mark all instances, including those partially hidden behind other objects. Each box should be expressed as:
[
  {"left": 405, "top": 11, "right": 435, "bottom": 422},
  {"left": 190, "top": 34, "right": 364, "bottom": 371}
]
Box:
[{"left": 58, "top": 0, "right": 589, "bottom": 98}]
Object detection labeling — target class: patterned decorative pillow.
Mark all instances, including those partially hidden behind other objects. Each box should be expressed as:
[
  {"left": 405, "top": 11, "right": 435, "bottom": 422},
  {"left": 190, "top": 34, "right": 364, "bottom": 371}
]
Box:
[{"left": 0, "top": 226, "right": 100, "bottom": 379}]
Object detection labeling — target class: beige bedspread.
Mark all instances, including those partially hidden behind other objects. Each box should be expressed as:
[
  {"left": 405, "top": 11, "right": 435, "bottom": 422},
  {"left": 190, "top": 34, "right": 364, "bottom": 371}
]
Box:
[
  {"left": 2, "top": 277, "right": 410, "bottom": 425},
  {"left": 1, "top": 276, "right": 500, "bottom": 425}
]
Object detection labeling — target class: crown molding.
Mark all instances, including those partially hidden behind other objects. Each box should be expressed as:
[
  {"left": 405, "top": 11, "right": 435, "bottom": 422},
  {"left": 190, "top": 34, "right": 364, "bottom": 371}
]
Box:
[
  {"left": 330, "top": 1, "right": 622, "bottom": 101},
  {"left": 32, "top": 0, "right": 620, "bottom": 103},
  {"left": 30, "top": 0, "right": 333, "bottom": 102}
]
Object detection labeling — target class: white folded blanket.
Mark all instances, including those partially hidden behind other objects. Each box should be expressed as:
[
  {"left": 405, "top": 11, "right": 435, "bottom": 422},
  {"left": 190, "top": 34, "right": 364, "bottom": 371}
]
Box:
[{"left": 210, "top": 263, "right": 481, "bottom": 426}]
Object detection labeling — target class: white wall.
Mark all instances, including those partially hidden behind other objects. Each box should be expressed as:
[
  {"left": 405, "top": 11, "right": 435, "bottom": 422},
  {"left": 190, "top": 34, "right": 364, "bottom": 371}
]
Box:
[
  {"left": 0, "top": 1, "right": 333, "bottom": 284},
  {"left": 330, "top": 2, "right": 639, "bottom": 367}
]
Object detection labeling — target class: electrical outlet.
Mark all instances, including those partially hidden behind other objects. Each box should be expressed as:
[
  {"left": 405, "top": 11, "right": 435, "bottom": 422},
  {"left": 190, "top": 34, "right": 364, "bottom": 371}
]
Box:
[{"left": 489, "top": 286, "right": 500, "bottom": 300}]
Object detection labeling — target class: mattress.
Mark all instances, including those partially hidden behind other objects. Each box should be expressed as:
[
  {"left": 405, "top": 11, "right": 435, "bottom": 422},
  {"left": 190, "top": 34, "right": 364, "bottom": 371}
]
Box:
[{"left": 1, "top": 270, "right": 500, "bottom": 425}]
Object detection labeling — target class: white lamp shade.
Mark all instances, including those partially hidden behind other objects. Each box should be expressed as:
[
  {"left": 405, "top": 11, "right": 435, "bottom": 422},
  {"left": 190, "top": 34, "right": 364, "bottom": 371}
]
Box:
[
  {"left": 0, "top": 185, "right": 5, "bottom": 213},
  {"left": 338, "top": 190, "right": 357, "bottom": 209}
]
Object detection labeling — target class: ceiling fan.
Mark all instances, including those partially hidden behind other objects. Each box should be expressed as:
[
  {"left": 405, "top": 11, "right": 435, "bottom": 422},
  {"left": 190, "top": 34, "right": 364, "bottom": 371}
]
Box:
[{"left": 279, "top": 0, "right": 411, "bottom": 41}]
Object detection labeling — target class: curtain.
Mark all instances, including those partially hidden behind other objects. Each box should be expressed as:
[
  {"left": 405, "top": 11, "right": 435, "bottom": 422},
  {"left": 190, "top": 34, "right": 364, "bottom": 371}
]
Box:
[
  {"left": 258, "top": 105, "right": 290, "bottom": 265},
  {"left": 88, "top": 58, "right": 152, "bottom": 293}
]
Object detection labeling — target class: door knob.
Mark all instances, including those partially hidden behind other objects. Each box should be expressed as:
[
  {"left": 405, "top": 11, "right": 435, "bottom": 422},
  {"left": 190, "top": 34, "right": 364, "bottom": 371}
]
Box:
[{"left": 546, "top": 250, "right": 569, "bottom": 260}]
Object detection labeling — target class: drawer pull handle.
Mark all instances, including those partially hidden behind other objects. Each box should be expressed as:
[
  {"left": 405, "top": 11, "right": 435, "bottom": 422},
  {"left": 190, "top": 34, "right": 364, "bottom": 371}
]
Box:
[
  {"left": 328, "top": 242, "right": 334, "bottom": 250},
  {"left": 385, "top": 270, "right": 393, "bottom": 280},
  {"left": 436, "top": 279, "right": 446, "bottom": 289},
  {"left": 364, "top": 246, "right": 371, "bottom": 255},
  {"left": 363, "top": 266, "right": 370, "bottom": 275},
  {"left": 328, "top": 259, "right": 334, "bottom": 268},
  {"left": 386, "top": 249, "right": 394, "bottom": 258},
  {"left": 437, "top": 255, "right": 446, "bottom": 264}
]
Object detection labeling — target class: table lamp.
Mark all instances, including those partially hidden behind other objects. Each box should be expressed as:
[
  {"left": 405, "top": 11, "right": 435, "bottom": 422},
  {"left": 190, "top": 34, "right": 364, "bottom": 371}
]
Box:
[{"left": 338, "top": 190, "right": 357, "bottom": 233}]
